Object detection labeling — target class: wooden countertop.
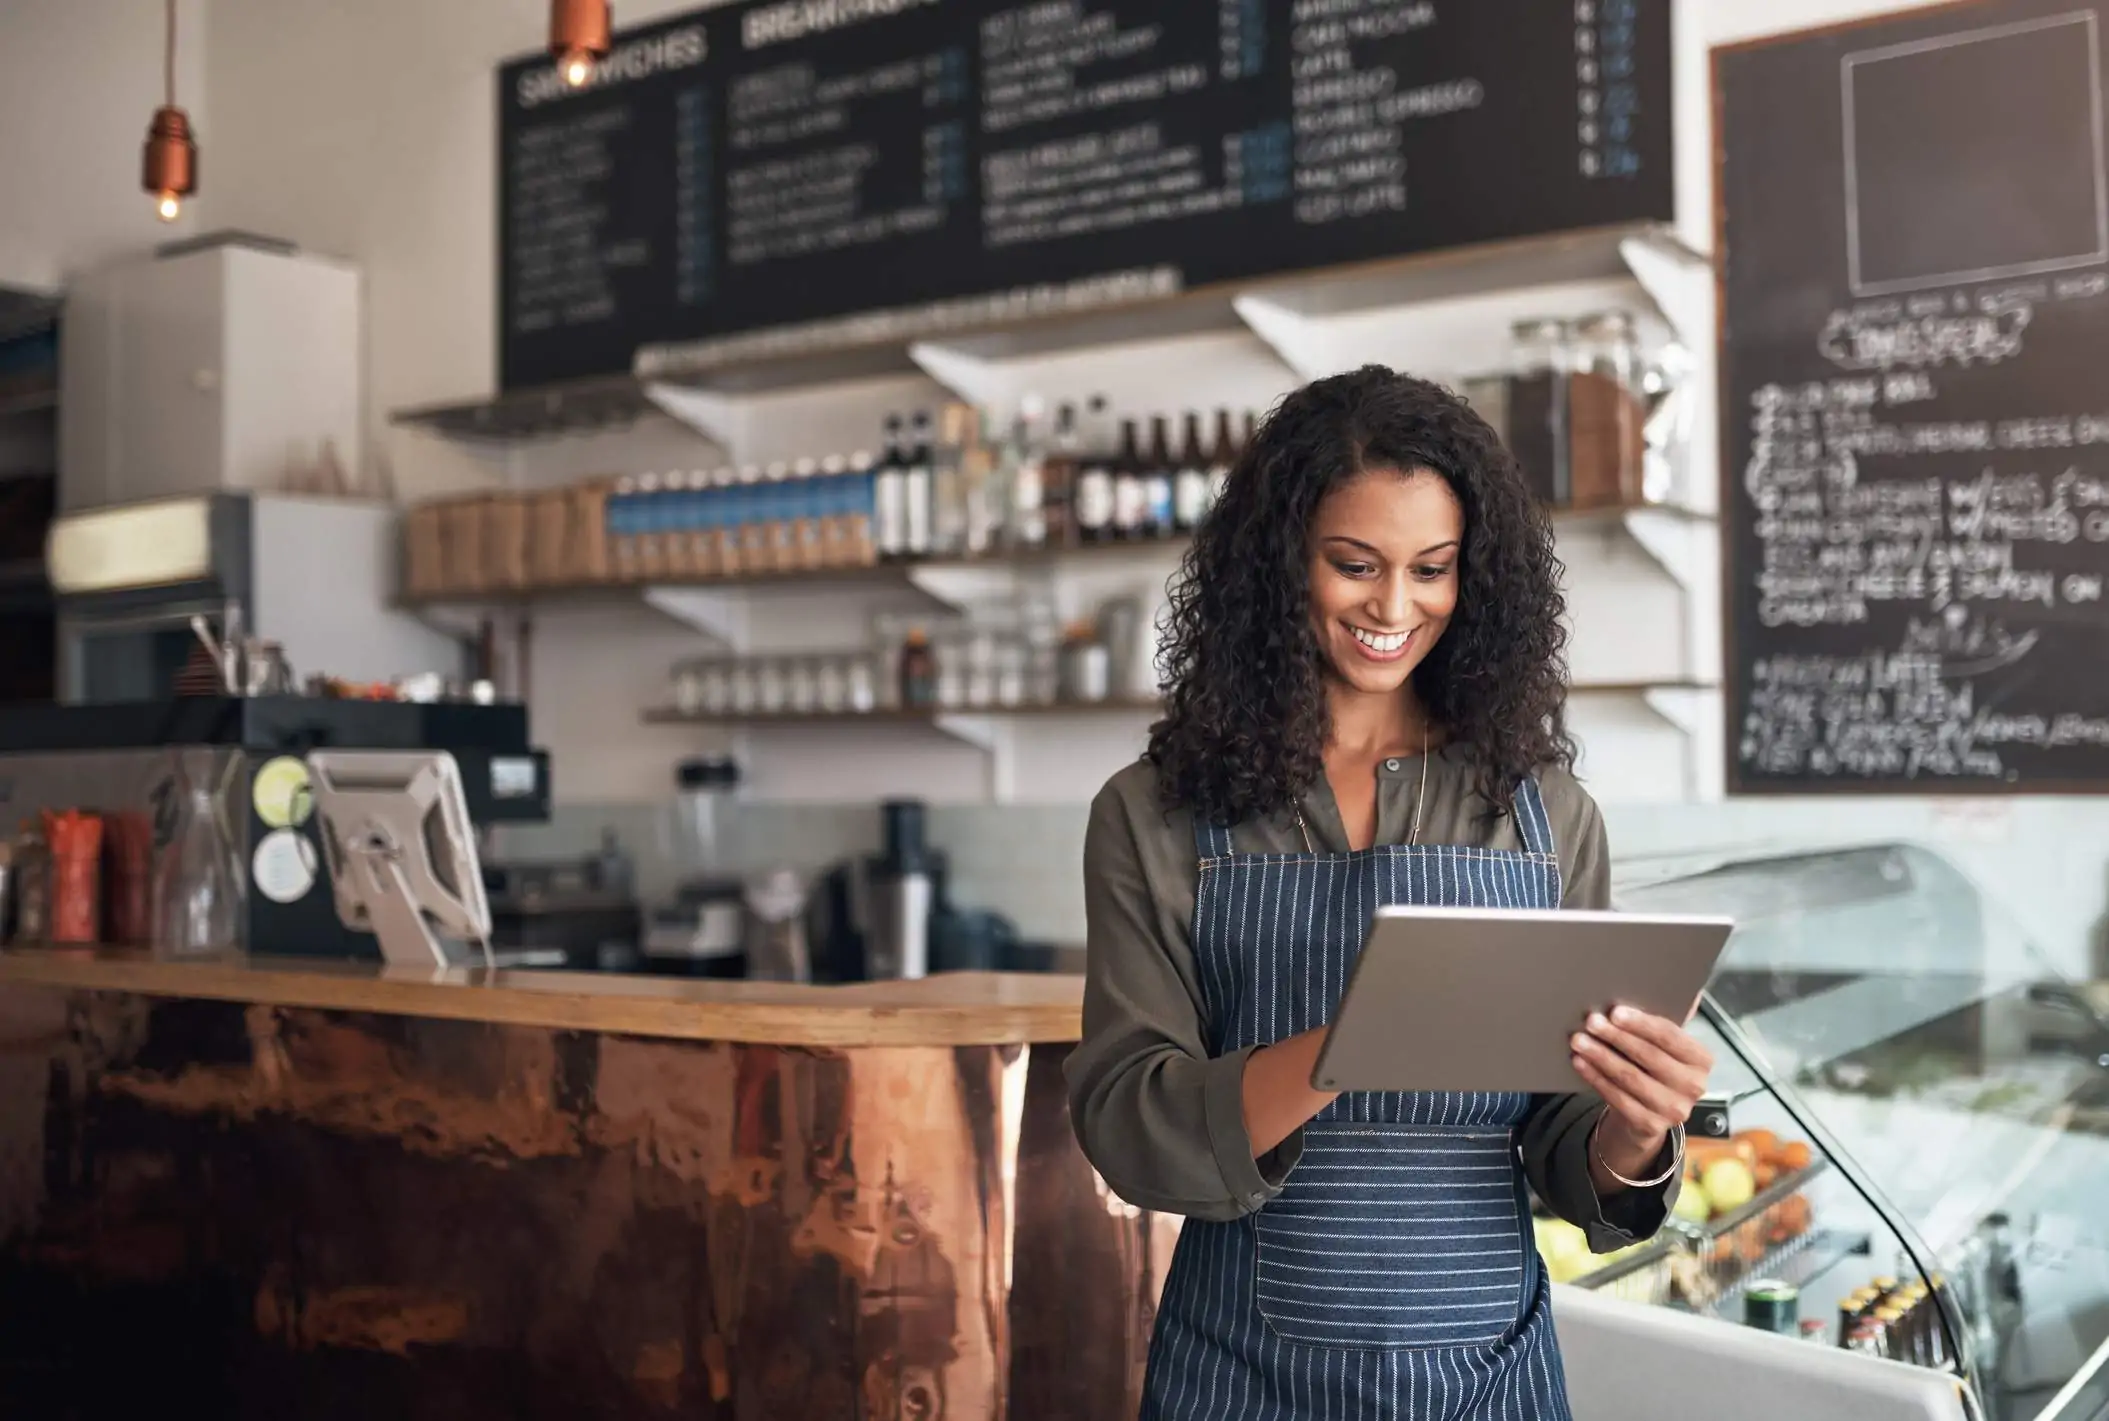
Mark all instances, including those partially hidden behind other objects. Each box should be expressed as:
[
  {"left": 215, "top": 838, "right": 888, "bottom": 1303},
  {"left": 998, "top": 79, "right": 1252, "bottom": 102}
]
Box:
[{"left": 0, "top": 948, "right": 1085, "bottom": 1047}]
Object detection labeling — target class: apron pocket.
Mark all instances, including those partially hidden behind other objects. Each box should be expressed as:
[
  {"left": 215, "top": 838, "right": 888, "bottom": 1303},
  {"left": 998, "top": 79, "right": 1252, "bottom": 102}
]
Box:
[{"left": 1253, "top": 1125, "right": 1532, "bottom": 1351}]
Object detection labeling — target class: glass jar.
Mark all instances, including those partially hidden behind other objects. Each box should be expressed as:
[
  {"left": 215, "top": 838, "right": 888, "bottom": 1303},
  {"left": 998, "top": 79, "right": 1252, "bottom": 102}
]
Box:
[
  {"left": 1505, "top": 317, "right": 1573, "bottom": 507},
  {"left": 847, "top": 654, "right": 878, "bottom": 713},
  {"left": 786, "top": 657, "right": 819, "bottom": 714},
  {"left": 698, "top": 661, "right": 732, "bottom": 717},
  {"left": 1569, "top": 309, "right": 1646, "bottom": 508},
  {"left": 935, "top": 627, "right": 969, "bottom": 709},
  {"left": 816, "top": 655, "right": 849, "bottom": 713},
  {"left": 673, "top": 663, "right": 704, "bottom": 715},
  {"left": 965, "top": 627, "right": 996, "bottom": 709},
  {"left": 756, "top": 658, "right": 790, "bottom": 715},
  {"left": 729, "top": 661, "right": 760, "bottom": 715},
  {"left": 995, "top": 633, "right": 1027, "bottom": 708}
]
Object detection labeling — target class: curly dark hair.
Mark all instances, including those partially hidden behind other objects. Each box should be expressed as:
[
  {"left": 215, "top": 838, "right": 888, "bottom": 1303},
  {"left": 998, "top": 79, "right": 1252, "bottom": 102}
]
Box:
[{"left": 1147, "top": 364, "right": 1575, "bottom": 826}]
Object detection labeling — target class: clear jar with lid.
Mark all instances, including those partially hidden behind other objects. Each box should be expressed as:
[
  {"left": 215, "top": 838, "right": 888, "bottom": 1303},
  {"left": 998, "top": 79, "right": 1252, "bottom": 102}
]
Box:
[
  {"left": 847, "top": 654, "right": 878, "bottom": 713},
  {"left": 1568, "top": 309, "right": 1646, "bottom": 508},
  {"left": 756, "top": 657, "right": 790, "bottom": 715},
  {"left": 785, "top": 657, "right": 819, "bottom": 714},
  {"left": 994, "top": 632, "right": 1027, "bottom": 707},
  {"left": 728, "top": 660, "right": 760, "bottom": 715},
  {"left": 698, "top": 661, "right": 732, "bottom": 716},
  {"left": 1504, "top": 318, "right": 1573, "bottom": 507},
  {"left": 673, "top": 662, "right": 705, "bottom": 716}
]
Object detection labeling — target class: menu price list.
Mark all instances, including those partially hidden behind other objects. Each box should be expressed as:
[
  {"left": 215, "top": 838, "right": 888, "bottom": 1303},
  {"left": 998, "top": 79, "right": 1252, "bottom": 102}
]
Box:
[
  {"left": 1718, "top": 0, "right": 2109, "bottom": 792},
  {"left": 498, "top": 0, "right": 1672, "bottom": 390}
]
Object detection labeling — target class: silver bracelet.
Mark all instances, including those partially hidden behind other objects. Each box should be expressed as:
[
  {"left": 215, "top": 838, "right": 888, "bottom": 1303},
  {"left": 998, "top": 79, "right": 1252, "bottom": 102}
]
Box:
[{"left": 1590, "top": 1117, "right": 1685, "bottom": 1189}]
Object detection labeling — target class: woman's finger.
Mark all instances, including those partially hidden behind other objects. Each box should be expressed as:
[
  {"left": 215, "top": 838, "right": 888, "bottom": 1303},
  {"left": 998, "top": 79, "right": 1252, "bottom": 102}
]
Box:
[
  {"left": 1604, "top": 1007, "right": 1715, "bottom": 1071},
  {"left": 1571, "top": 1034, "right": 1688, "bottom": 1127},
  {"left": 1583, "top": 1013, "right": 1701, "bottom": 1091},
  {"left": 1571, "top": 1056, "right": 1671, "bottom": 1135}
]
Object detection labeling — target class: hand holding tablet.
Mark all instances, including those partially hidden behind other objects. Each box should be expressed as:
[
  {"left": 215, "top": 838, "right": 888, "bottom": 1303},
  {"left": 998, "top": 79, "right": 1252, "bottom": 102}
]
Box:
[{"left": 1310, "top": 905, "right": 1735, "bottom": 1095}]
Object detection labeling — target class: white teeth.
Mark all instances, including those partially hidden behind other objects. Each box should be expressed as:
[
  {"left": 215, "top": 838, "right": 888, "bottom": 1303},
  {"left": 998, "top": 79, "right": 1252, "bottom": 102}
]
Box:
[{"left": 1351, "top": 627, "right": 1410, "bottom": 653}]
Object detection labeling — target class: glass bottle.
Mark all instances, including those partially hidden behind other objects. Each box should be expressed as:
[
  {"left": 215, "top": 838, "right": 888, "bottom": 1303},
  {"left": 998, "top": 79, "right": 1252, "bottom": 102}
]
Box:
[
  {"left": 1042, "top": 402, "right": 1079, "bottom": 548},
  {"left": 1075, "top": 401, "right": 1116, "bottom": 544},
  {"left": 931, "top": 403, "right": 973, "bottom": 557},
  {"left": 154, "top": 753, "right": 241, "bottom": 956},
  {"left": 1113, "top": 418, "right": 1147, "bottom": 540},
  {"left": 1143, "top": 416, "right": 1175, "bottom": 538},
  {"left": 1174, "top": 412, "right": 1210, "bottom": 532},
  {"left": 903, "top": 411, "right": 934, "bottom": 557},
  {"left": 1006, "top": 396, "right": 1048, "bottom": 549},
  {"left": 1207, "top": 408, "right": 1237, "bottom": 511},
  {"left": 898, "top": 628, "right": 938, "bottom": 707},
  {"left": 875, "top": 415, "right": 908, "bottom": 559}
]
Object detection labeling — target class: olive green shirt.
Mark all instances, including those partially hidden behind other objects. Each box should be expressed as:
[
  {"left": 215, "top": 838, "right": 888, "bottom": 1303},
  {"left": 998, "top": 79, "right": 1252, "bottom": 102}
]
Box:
[{"left": 1065, "top": 749, "right": 1677, "bottom": 1254}]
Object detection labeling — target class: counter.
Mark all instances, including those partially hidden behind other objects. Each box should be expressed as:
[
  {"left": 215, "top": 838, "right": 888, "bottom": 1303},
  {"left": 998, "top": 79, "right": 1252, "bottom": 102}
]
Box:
[
  {"left": 0, "top": 949, "right": 1167, "bottom": 1421},
  {"left": 0, "top": 948, "right": 1085, "bottom": 1045}
]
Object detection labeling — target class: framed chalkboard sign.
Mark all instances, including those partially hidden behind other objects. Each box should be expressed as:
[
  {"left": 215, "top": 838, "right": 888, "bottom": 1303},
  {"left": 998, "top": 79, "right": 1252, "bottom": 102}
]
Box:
[
  {"left": 497, "top": 0, "right": 1675, "bottom": 391},
  {"left": 1718, "top": 0, "right": 2109, "bottom": 794}
]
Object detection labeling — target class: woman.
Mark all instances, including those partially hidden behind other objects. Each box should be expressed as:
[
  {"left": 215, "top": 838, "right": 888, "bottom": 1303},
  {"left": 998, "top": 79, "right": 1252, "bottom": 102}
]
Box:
[{"left": 1067, "top": 367, "right": 1713, "bottom": 1419}]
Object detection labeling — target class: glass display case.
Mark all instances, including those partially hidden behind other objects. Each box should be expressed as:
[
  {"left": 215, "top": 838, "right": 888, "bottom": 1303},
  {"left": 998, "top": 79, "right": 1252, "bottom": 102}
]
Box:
[{"left": 1566, "top": 841, "right": 2109, "bottom": 1421}]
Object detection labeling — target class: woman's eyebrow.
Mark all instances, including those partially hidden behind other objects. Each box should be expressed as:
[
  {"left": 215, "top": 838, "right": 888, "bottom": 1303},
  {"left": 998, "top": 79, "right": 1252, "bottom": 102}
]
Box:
[{"left": 1320, "top": 535, "right": 1460, "bottom": 557}]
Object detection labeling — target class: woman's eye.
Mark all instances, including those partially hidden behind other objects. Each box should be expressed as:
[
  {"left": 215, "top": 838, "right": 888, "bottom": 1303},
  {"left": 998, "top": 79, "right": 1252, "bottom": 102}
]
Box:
[
  {"left": 1412, "top": 563, "right": 1453, "bottom": 581},
  {"left": 1332, "top": 560, "right": 1376, "bottom": 578}
]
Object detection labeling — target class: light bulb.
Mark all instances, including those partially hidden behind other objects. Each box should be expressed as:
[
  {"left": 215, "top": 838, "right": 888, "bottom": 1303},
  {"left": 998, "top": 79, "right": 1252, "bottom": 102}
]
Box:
[
  {"left": 156, "top": 192, "right": 182, "bottom": 222},
  {"left": 561, "top": 49, "right": 593, "bottom": 87}
]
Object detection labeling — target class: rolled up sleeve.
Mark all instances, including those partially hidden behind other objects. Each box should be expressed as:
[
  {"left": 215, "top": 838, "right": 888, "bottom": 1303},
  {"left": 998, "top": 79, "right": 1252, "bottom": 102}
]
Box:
[{"left": 1064, "top": 783, "right": 1299, "bottom": 1222}]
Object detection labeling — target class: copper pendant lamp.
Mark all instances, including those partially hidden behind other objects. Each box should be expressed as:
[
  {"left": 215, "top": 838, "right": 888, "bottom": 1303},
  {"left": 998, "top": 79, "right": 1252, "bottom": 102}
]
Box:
[
  {"left": 551, "top": 0, "right": 612, "bottom": 89},
  {"left": 142, "top": 0, "right": 196, "bottom": 222}
]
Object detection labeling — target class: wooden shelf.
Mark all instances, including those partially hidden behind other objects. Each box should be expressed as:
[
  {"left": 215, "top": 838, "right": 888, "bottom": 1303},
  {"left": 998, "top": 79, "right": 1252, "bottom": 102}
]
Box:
[
  {"left": 643, "top": 699, "right": 1163, "bottom": 728},
  {"left": 390, "top": 374, "right": 664, "bottom": 445},
  {"left": 398, "top": 499, "right": 1708, "bottom": 610},
  {"left": 401, "top": 535, "right": 1193, "bottom": 608},
  {"left": 1571, "top": 679, "right": 1717, "bottom": 695}
]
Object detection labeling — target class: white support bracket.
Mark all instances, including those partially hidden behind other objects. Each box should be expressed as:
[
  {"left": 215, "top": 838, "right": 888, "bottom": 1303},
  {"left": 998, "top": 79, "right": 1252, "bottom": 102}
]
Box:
[
  {"left": 1618, "top": 229, "right": 1713, "bottom": 353},
  {"left": 1615, "top": 508, "right": 1723, "bottom": 686},
  {"left": 905, "top": 563, "right": 1021, "bottom": 612},
  {"left": 1231, "top": 294, "right": 1336, "bottom": 382},
  {"left": 641, "top": 586, "right": 750, "bottom": 650},
  {"left": 641, "top": 382, "right": 744, "bottom": 455},
  {"left": 908, "top": 340, "right": 1010, "bottom": 411},
  {"left": 1640, "top": 686, "right": 1725, "bottom": 802},
  {"left": 1617, "top": 509, "right": 1711, "bottom": 594},
  {"left": 932, "top": 714, "right": 1015, "bottom": 802}
]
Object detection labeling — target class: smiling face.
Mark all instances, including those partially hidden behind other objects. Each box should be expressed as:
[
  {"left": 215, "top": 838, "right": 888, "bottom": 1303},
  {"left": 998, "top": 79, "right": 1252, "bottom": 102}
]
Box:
[{"left": 1307, "top": 466, "right": 1464, "bottom": 701}]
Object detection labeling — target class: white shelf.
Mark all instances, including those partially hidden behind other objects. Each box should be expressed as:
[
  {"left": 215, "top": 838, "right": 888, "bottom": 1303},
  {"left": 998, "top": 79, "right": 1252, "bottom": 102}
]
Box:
[{"left": 630, "top": 223, "right": 1695, "bottom": 422}]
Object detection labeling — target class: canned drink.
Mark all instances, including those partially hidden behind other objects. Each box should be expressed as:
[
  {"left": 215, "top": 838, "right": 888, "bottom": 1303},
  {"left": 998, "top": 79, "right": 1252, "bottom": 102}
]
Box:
[{"left": 1743, "top": 1278, "right": 1800, "bottom": 1334}]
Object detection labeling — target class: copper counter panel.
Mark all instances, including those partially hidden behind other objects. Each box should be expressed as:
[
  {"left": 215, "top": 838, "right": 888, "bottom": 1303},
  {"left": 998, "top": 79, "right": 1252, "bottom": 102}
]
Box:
[{"left": 0, "top": 988, "right": 1177, "bottom": 1420}]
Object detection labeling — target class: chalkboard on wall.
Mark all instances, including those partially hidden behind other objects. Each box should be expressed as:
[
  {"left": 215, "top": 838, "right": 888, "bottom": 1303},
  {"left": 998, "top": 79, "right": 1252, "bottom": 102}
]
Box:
[
  {"left": 496, "top": 0, "right": 1675, "bottom": 391},
  {"left": 1718, "top": 0, "right": 2109, "bottom": 793}
]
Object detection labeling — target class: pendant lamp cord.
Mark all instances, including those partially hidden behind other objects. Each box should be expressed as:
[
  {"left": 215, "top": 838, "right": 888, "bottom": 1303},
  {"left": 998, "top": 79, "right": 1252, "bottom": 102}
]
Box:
[{"left": 164, "top": 0, "right": 177, "bottom": 107}]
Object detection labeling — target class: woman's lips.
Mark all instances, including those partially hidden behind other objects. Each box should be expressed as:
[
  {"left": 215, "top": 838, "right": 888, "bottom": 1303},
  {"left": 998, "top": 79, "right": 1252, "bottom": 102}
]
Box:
[{"left": 1347, "top": 625, "right": 1414, "bottom": 663}]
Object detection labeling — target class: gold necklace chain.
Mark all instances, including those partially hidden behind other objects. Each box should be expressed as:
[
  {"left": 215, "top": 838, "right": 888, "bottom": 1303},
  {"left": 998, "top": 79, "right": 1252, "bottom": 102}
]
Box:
[{"left": 1297, "top": 723, "right": 1430, "bottom": 853}]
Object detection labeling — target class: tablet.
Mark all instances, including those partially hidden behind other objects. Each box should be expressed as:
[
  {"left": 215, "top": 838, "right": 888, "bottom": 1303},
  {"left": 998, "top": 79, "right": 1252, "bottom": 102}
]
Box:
[{"left": 1308, "top": 905, "right": 1735, "bottom": 1094}]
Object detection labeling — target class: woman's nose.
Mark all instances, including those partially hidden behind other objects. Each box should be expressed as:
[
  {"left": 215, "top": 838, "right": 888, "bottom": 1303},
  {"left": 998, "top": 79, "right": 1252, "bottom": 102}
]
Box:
[{"left": 1366, "top": 571, "right": 1414, "bottom": 627}]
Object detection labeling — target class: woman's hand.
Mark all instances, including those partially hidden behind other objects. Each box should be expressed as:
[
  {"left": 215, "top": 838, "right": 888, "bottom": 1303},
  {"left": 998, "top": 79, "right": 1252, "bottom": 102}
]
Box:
[{"left": 1571, "top": 1005, "right": 1713, "bottom": 1188}]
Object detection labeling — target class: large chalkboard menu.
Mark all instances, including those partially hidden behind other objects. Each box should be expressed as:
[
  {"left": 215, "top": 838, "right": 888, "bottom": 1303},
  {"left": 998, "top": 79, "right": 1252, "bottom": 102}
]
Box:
[
  {"left": 1719, "top": 0, "right": 2109, "bottom": 794},
  {"left": 498, "top": 0, "right": 1673, "bottom": 389}
]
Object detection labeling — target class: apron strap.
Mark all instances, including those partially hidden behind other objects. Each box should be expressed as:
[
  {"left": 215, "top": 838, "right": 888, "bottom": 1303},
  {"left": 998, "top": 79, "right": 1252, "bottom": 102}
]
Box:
[
  {"left": 1192, "top": 818, "right": 1235, "bottom": 860},
  {"left": 1513, "top": 775, "right": 1557, "bottom": 858}
]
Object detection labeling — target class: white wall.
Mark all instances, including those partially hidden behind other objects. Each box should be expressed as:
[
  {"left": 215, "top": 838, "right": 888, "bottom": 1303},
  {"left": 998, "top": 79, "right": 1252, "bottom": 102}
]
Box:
[
  {"left": 122, "top": 0, "right": 2109, "bottom": 971},
  {"left": 0, "top": 0, "right": 210, "bottom": 290}
]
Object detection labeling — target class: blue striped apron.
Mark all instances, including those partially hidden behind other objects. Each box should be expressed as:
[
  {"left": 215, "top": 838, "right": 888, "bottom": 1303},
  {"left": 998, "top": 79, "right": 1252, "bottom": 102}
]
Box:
[{"left": 1142, "top": 776, "right": 1572, "bottom": 1421}]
